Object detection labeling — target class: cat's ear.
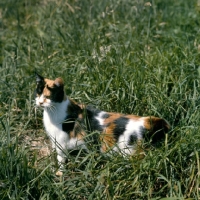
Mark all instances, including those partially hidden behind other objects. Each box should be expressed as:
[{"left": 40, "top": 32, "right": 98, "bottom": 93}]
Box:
[
  {"left": 54, "top": 77, "right": 64, "bottom": 87},
  {"left": 35, "top": 72, "right": 44, "bottom": 83}
]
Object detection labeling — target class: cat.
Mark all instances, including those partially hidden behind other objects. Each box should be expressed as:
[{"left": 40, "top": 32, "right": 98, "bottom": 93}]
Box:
[{"left": 35, "top": 73, "right": 170, "bottom": 175}]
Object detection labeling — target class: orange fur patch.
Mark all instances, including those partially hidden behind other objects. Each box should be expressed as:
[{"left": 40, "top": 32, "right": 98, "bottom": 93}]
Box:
[
  {"left": 43, "top": 87, "right": 51, "bottom": 97},
  {"left": 69, "top": 131, "right": 75, "bottom": 139},
  {"left": 41, "top": 79, "right": 54, "bottom": 97},
  {"left": 78, "top": 104, "right": 86, "bottom": 109},
  {"left": 103, "top": 113, "right": 122, "bottom": 124},
  {"left": 69, "top": 131, "right": 85, "bottom": 140},
  {"left": 100, "top": 122, "right": 116, "bottom": 152},
  {"left": 67, "top": 99, "right": 82, "bottom": 116},
  {"left": 143, "top": 116, "right": 170, "bottom": 142},
  {"left": 44, "top": 79, "right": 55, "bottom": 88},
  {"left": 125, "top": 115, "right": 141, "bottom": 121},
  {"left": 143, "top": 116, "right": 170, "bottom": 131},
  {"left": 41, "top": 78, "right": 67, "bottom": 100},
  {"left": 54, "top": 77, "right": 64, "bottom": 86}
]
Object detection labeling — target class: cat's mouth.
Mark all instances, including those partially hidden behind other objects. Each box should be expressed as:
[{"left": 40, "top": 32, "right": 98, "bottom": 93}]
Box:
[
  {"left": 35, "top": 102, "right": 48, "bottom": 108},
  {"left": 35, "top": 98, "right": 51, "bottom": 108},
  {"left": 38, "top": 104, "right": 50, "bottom": 108},
  {"left": 35, "top": 104, "right": 44, "bottom": 108},
  {"left": 36, "top": 103, "right": 55, "bottom": 112}
]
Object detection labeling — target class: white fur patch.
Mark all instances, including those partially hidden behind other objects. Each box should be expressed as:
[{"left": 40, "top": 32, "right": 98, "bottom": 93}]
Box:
[
  {"left": 115, "top": 119, "right": 144, "bottom": 155},
  {"left": 54, "top": 81, "right": 60, "bottom": 87},
  {"left": 35, "top": 94, "right": 51, "bottom": 107},
  {"left": 67, "top": 138, "right": 87, "bottom": 150},
  {"left": 95, "top": 111, "right": 107, "bottom": 126},
  {"left": 43, "top": 100, "right": 69, "bottom": 158}
]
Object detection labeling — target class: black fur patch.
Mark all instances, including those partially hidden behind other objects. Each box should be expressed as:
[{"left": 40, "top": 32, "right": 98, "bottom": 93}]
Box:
[
  {"left": 35, "top": 73, "right": 45, "bottom": 95},
  {"left": 62, "top": 102, "right": 82, "bottom": 133},
  {"left": 48, "top": 86, "right": 64, "bottom": 103},
  {"left": 113, "top": 117, "right": 129, "bottom": 141},
  {"left": 84, "top": 106, "right": 103, "bottom": 132},
  {"left": 36, "top": 82, "right": 45, "bottom": 95},
  {"left": 101, "top": 113, "right": 110, "bottom": 119},
  {"left": 62, "top": 118, "right": 75, "bottom": 132},
  {"left": 128, "top": 134, "right": 138, "bottom": 145}
]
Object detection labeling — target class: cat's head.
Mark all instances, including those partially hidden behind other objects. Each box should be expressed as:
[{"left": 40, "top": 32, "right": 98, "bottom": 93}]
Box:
[{"left": 35, "top": 73, "right": 65, "bottom": 107}]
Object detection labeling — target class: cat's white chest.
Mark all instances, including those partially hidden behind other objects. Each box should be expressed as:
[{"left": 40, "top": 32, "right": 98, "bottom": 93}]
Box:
[
  {"left": 43, "top": 112, "right": 62, "bottom": 138},
  {"left": 43, "top": 100, "right": 70, "bottom": 148}
]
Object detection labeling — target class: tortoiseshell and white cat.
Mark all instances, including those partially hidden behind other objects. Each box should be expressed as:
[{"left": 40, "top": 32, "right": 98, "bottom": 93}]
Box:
[{"left": 35, "top": 73, "right": 170, "bottom": 175}]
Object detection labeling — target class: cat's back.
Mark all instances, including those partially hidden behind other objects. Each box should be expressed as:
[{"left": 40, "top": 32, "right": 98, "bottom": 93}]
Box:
[
  {"left": 86, "top": 106, "right": 169, "bottom": 146},
  {"left": 86, "top": 106, "right": 144, "bottom": 134}
]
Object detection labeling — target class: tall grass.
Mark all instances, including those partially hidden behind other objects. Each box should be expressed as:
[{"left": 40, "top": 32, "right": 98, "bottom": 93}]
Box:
[{"left": 0, "top": 0, "right": 200, "bottom": 199}]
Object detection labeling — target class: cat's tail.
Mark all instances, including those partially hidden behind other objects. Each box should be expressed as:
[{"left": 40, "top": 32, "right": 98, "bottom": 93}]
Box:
[{"left": 142, "top": 116, "right": 170, "bottom": 143}]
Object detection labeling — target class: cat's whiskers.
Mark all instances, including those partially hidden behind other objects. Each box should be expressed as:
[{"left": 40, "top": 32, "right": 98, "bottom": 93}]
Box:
[
  {"left": 49, "top": 105, "right": 56, "bottom": 113},
  {"left": 46, "top": 104, "right": 59, "bottom": 121}
]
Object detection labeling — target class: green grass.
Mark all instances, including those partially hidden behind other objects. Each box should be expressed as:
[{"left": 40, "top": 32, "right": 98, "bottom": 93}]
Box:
[{"left": 0, "top": 0, "right": 200, "bottom": 199}]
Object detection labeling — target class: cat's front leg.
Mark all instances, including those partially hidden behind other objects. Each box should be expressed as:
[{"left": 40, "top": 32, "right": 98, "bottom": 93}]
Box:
[{"left": 55, "top": 154, "right": 66, "bottom": 176}]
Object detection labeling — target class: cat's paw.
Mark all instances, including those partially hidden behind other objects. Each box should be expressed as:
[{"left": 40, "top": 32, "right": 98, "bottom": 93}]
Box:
[{"left": 56, "top": 170, "right": 63, "bottom": 176}]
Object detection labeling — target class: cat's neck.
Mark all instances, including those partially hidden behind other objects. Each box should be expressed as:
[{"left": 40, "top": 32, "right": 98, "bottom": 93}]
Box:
[{"left": 43, "top": 97, "right": 70, "bottom": 123}]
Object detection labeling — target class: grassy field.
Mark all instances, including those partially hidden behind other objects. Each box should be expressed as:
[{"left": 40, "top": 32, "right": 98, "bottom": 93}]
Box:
[{"left": 0, "top": 0, "right": 200, "bottom": 199}]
